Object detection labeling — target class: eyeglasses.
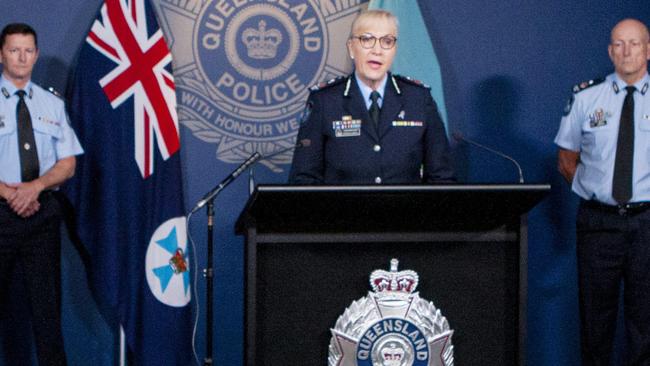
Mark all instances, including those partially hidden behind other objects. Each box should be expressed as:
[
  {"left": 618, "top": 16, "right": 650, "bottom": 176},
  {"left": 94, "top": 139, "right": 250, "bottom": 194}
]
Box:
[{"left": 352, "top": 34, "right": 397, "bottom": 50}]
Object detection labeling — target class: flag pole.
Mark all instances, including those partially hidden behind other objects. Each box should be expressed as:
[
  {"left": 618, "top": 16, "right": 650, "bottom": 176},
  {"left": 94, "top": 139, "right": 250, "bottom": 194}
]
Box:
[{"left": 120, "top": 325, "right": 126, "bottom": 366}]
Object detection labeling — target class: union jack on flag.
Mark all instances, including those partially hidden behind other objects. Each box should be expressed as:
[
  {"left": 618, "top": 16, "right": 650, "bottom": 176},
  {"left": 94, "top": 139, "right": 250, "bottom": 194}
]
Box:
[
  {"left": 65, "top": 0, "right": 193, "bottom": 364},
  {"left": 86, "top": 0, "right": 179, "bottom": 178}
]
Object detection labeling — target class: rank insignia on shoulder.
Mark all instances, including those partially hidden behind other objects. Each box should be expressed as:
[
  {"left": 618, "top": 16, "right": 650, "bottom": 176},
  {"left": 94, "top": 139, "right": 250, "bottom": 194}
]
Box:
[
  {"left": 47, "top": 87, "right": 63, "bottom": 99},
  {"left": 392, "top": 74, "right": 431, "bottom": 89},
  {"left": 310, "top": 75, "right": 346, "bottom": 92},
  {"left": 572, "top": 78, "right": 604, "bottom": 94}
]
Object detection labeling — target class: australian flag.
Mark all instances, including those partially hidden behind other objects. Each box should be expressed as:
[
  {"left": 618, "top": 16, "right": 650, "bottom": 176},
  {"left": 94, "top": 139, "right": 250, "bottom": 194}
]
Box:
[{"left": 65, "top": 0, "right": 192, "bottom": 364}]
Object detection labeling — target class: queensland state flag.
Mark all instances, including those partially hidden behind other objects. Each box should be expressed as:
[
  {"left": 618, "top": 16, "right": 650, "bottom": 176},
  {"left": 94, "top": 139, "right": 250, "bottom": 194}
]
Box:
[{"left": 65, "top": 0, "right": 192, "bottom": 364}]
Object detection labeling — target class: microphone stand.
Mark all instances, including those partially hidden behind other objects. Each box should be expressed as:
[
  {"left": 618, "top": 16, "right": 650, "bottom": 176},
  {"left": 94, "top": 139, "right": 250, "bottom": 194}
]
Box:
[
  {"left": 453, "top": 132, "right": 524, "bottom": 183},
  {"left": 192, "top": 140, "right": 308, "bottom": 365},
  {"left": 191, "top": 152, "right": 261, "bottom": 366},
  {"left": 204, "top": 201, "right": 214, "bottom": 366}
]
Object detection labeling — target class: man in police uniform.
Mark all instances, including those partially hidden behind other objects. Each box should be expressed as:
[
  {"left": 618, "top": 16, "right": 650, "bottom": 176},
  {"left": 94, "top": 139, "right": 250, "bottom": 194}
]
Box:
[
  {"left": 0, "top": 23, "right": 83, "bottom": 365},
  {"left": 289, "top": 10, "right": 454, "bottom": 184},
  {"left": 555, "top": 18, "right": 650, "bottom": 366}
]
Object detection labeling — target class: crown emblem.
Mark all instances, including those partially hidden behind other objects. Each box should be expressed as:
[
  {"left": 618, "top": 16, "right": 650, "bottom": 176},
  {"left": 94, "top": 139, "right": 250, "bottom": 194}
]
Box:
[
  {"left": 381, "top": 342, "right": 406, "bottom": 365},
  {"left": 242, "top": 20, "right": 282, "bottom": 59},
  {"left": 370, "top": 258, "right": 419, "bottom": 294},
  {"left": 169, "top": 248, "right": 188, "bottom": 274}
]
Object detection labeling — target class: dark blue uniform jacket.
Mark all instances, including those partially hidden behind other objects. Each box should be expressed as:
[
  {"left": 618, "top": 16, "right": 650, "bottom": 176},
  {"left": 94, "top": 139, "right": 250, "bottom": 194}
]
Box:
[{"left": 289, "top": 73, "right": 455, "bottom": 184}]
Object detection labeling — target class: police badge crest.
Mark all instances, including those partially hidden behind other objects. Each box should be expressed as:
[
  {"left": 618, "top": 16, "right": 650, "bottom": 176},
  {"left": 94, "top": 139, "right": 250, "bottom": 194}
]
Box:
[
  {"left": 329, "top": 259, "right": 454, "bottom": 366},
  {"left": 159, "top": 0, "right": 364, "bottom": 171}
]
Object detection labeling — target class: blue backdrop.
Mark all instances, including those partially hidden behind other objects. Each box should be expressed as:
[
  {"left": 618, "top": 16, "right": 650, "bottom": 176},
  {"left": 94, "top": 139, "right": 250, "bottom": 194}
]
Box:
[{"left": 2, "top": 1, "right": 649, "bottom": 365}]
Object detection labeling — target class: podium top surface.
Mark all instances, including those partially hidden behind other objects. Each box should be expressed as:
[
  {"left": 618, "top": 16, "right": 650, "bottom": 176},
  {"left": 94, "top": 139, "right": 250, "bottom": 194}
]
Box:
[{"left": 236, "top": 184, "right": 550, "bottom": 234}]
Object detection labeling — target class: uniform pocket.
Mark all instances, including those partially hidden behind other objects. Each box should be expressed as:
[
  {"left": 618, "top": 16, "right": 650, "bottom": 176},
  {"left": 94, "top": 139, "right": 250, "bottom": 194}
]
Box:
[
  {"left": 31, "top": 118, "right": 63, "bottom": 139},
  {"left": 31, "top": 117, "right": 63, "bottom": 163}
]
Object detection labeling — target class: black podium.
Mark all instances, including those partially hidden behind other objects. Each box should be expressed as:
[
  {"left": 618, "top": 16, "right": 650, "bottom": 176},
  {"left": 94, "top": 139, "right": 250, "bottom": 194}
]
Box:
[{"left": 235, "top": 184, "right": 549, "bottom": 366}]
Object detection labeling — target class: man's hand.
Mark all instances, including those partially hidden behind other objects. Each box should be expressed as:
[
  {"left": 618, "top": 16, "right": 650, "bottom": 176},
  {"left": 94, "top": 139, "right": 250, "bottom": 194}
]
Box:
[
  {"left": 7, "top": 180, "right": 45, "bottom": 218},
  {"left": 18, "top": 200, "right": 41, "bottom": 218},
  {"left": 0, "top": 183, "right": 15, "bottom": 201},
  {"left": 558, "top": 148, "right": 580, "bottom": 184}
]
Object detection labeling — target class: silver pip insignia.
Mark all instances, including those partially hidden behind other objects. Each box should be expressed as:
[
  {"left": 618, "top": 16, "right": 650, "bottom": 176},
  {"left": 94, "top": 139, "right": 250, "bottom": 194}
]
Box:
[{"left": 328, "top": 259, "right": 454, "bottom": 366}]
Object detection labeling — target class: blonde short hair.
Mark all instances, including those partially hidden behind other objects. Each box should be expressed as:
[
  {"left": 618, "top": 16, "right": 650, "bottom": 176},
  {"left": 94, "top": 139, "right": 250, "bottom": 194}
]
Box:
[{"left": 349, "top": 9, "right": 399, "bottom": 38}]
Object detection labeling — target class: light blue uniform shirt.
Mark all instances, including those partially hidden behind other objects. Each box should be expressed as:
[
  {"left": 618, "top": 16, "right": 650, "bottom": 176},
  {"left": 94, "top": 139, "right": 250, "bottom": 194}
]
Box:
[
  {"left": 0, "top": 75, "right": 84, "bottom": 184},
  {"left": 554, "top": 72, "right": 650, "bottom": 205},
  {"left": 355, "top": 72, "right": 388, "bottom": 109}
]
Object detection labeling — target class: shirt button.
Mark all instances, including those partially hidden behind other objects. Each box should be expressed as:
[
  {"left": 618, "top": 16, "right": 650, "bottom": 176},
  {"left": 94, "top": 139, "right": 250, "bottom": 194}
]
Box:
[
  {"left": 375, "top": 177, "right": 382, "bottom": 184},
  {"left": 373, "top": 144, "right": 381, "bottom": 152}
]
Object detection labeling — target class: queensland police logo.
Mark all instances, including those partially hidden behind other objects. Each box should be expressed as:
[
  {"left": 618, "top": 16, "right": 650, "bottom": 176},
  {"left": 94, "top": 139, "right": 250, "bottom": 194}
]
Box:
[
  {"left": 160, "top": 0, "right": 364, "bottom": 170},
  {"left": 145, "top": 217, "right": 191, "bottom": 307},
  {"left": 329, "top": 259, "right": 454, "bottom": 366}
]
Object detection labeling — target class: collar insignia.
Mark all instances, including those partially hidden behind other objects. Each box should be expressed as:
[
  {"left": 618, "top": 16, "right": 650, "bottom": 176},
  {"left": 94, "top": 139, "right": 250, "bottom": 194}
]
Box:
[
  {"left": 343, "top": 77, "right": 352, "bottom": 97},
  {"left": 391, "top": 74, "right": 401, "bottom": 95}
]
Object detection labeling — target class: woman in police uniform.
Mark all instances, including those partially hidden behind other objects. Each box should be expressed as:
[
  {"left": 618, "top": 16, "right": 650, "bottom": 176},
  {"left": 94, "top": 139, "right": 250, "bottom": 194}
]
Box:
[{"left": 289, "top": 9, "right": 455, "bottom": 184}]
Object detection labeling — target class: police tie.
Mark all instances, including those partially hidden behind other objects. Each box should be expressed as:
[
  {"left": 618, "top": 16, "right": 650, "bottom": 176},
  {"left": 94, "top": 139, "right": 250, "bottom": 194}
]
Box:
[
  {"left": 369, "top": 90, "right": 381, "bottom": 127},
  {"left": 612, "top": 86, "right": 636, "bottom": 204},
  {"left": 16, "top": 90, "right": 40, "bottom": 182}
]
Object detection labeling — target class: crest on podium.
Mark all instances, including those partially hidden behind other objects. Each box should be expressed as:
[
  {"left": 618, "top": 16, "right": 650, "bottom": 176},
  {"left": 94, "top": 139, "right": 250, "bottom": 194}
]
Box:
[{"left": 328, "top": 259, "right": 454, "bottom": 366}]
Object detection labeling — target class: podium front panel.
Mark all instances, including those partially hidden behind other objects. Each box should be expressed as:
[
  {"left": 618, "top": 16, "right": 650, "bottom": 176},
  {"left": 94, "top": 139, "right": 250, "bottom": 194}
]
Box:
[
  {"left": 246, "top": 230, "right": 520, "bottom": 365},
  {"left": 238, "top": 184, "right": 548, "bottom": 366}
]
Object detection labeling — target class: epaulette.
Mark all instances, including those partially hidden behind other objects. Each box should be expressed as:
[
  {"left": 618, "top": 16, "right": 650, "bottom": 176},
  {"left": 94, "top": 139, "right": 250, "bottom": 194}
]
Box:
[
  {"left": 572, "top": 78, "right": 605, "bottom": 94},
  {"left": 46, "top": 86, "right": 64, "bottom": 99},
  {"left": 392, "top": 74, "right": 431, "bottom": 89},
  {"left": 309, "top": 75, "right": 347, "bottom": 92}
]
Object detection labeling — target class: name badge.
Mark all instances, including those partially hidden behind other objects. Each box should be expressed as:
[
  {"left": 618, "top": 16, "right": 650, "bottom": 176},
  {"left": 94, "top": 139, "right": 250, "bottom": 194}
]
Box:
[
  {"left": 333, "top": 115, "right": 361, "bottom": 137},
  {"left": 392, "top": 120, "right": 423, "bottom": 127},
  {"left": 37, "top": 116, "right": 62, "bottom": 127}
]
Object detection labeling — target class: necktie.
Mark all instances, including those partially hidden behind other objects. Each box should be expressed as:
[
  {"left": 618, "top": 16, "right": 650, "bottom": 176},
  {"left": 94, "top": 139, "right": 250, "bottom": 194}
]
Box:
[
  {"left": 612, "top": 86, "right": 636, "bottom": 204},
  {"left": 369, "top": 90, "right": 381, "bottom": 127},
  {"left": 16, "top": 90, "right": 40, "bottom": 182}
]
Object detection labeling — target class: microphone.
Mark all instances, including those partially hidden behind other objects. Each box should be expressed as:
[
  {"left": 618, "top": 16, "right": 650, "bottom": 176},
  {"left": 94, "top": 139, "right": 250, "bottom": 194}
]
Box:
[
  {"left": 452, "top": 131, "right": 524, "bottom": 183},
  {"left": 192, "top": 152, "right": 262, "bottom": 213}
]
